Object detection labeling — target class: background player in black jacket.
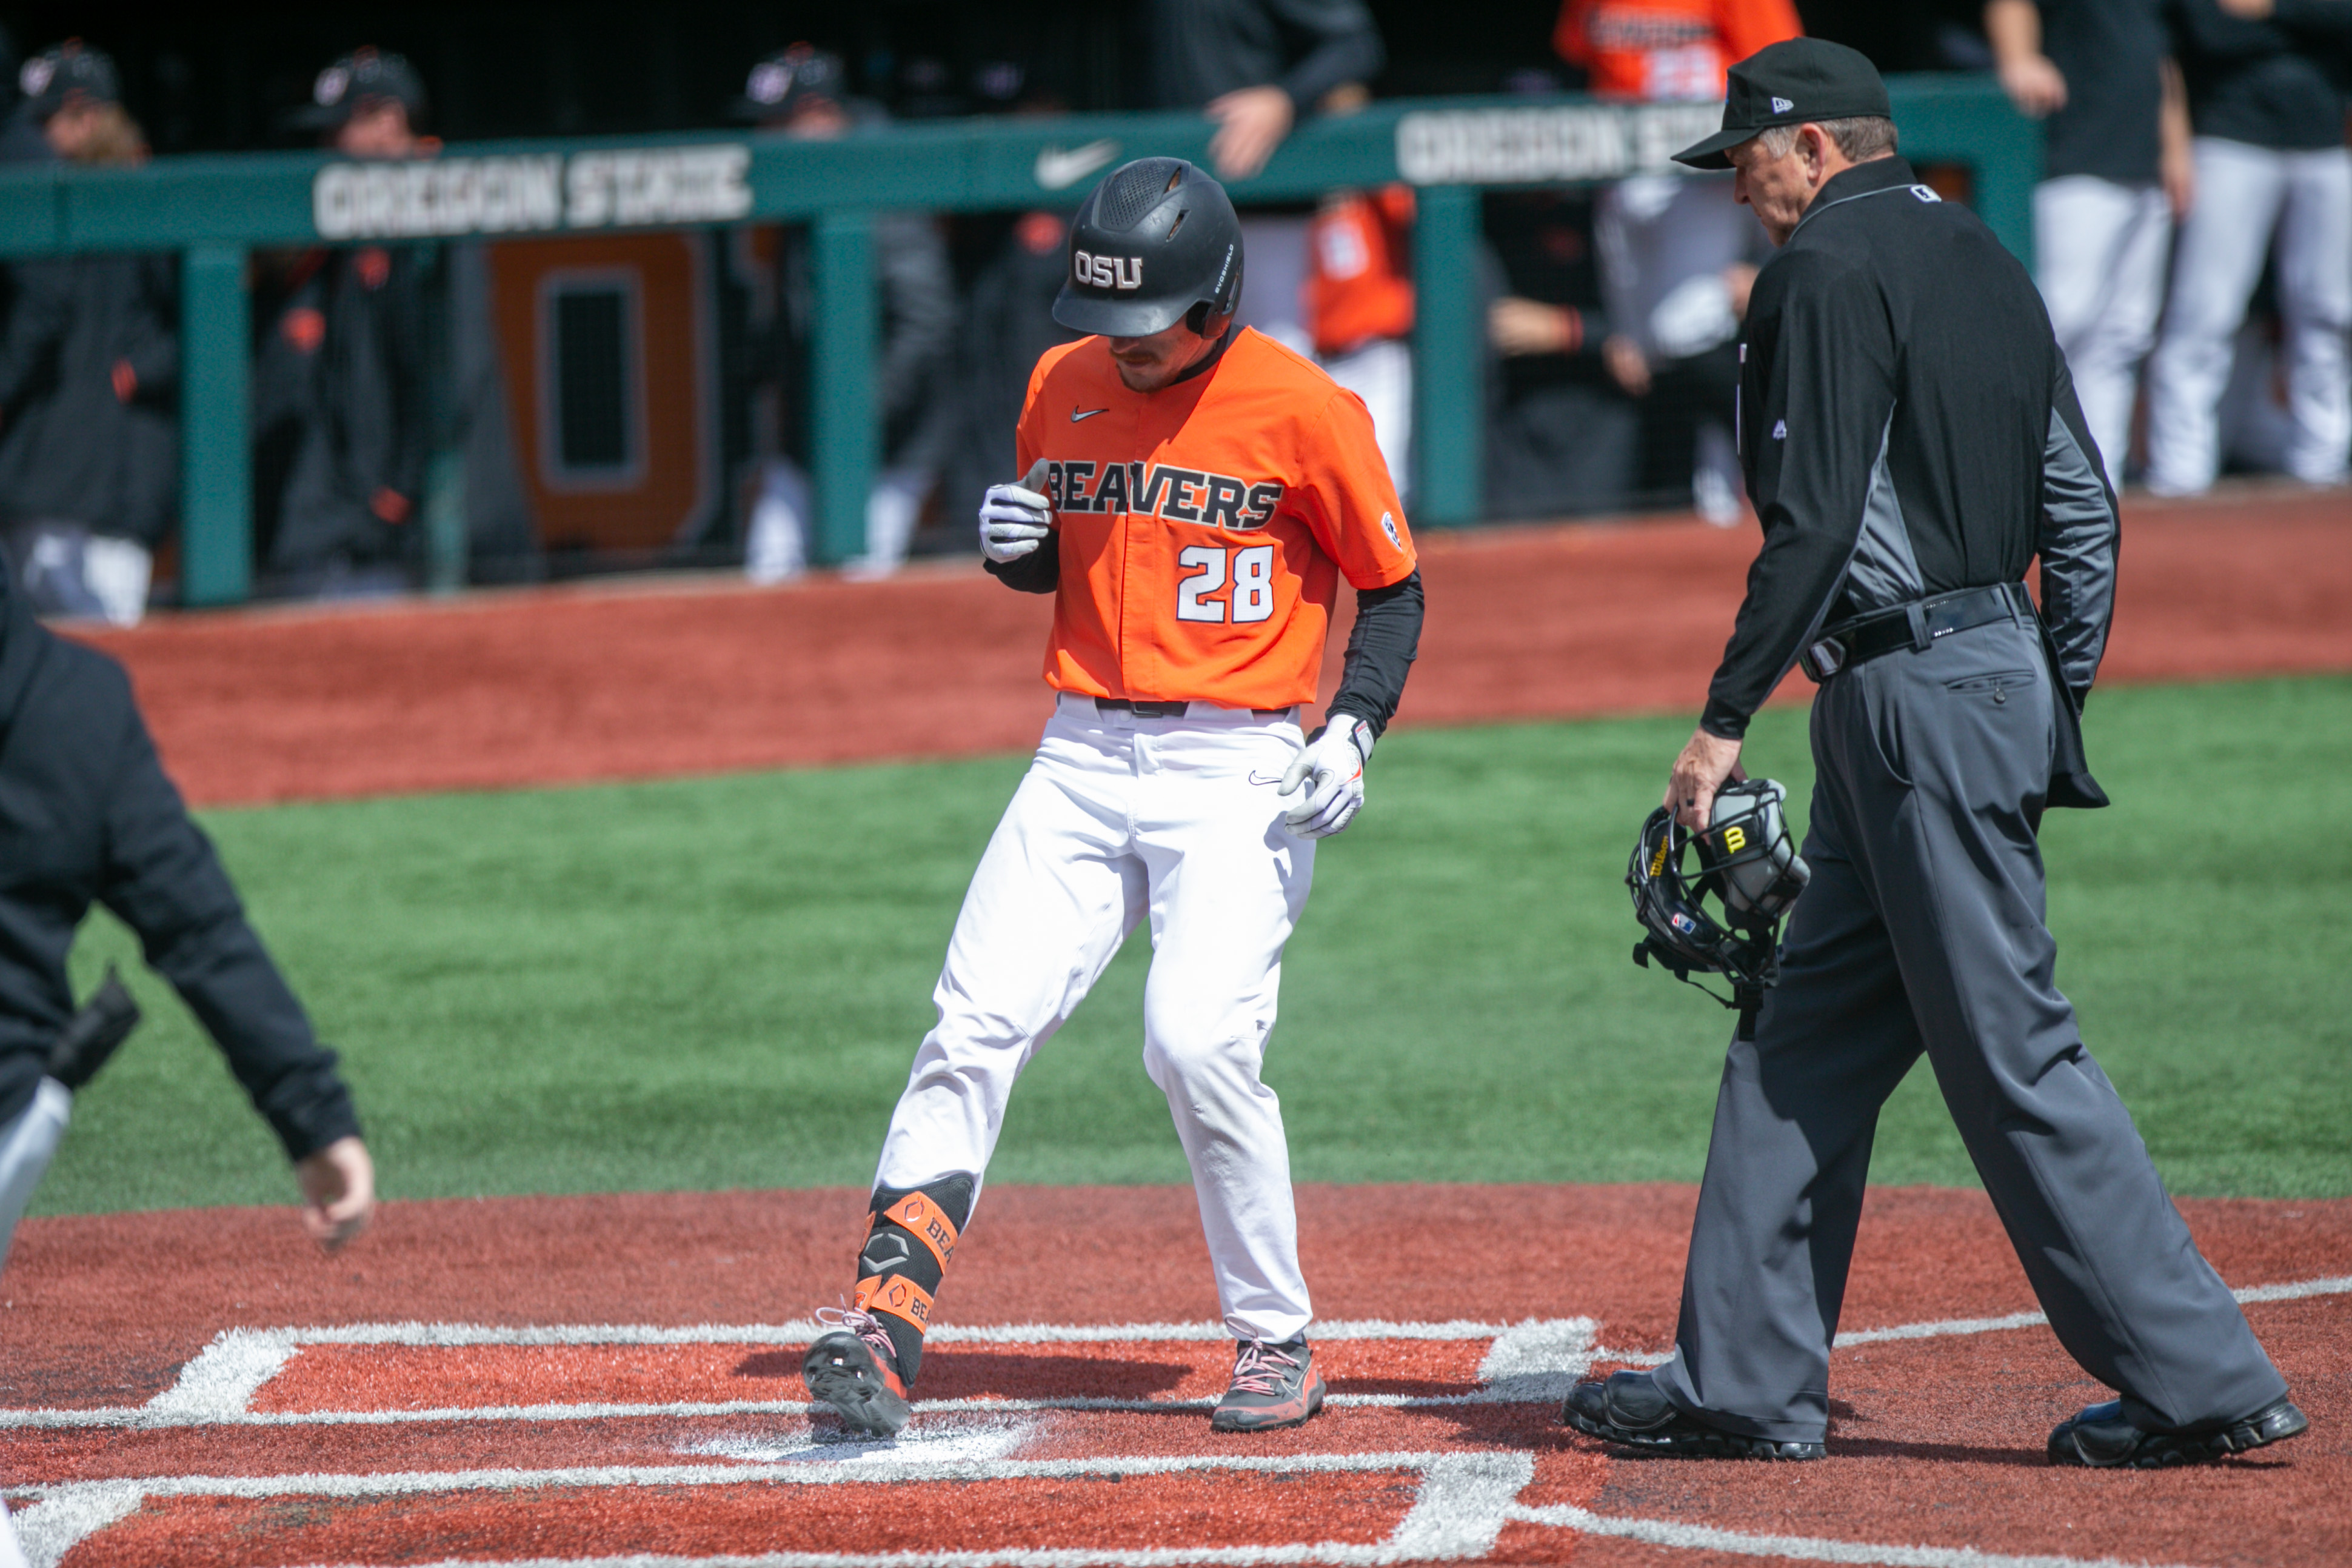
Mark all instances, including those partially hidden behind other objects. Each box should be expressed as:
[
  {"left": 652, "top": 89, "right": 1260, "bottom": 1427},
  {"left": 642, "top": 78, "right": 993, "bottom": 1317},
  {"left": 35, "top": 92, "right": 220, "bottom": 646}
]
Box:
[
  {"left": 255, "top": 50, "right": 435, "bottom": 593},
  {"left": 0, "top": 42, "right": 176, "bottom": 627},
  {"left": 1564, "top": 38, "right": 2305, "bottom": 1470}
]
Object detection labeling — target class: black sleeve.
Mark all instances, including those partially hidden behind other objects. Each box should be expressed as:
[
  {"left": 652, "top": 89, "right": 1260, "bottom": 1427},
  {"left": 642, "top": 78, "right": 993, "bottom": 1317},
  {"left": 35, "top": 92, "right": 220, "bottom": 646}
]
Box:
[
  {"left": 1326, "top": 568, "right": 1422, "bottom": 739},
  {"left": 2037, "top": 358, "right": 2119, "bottom": 701},
  {"left": 1268, "top": 0, "right": 1387, "bottom": 113},
  {"left": 1700, "top": 253, "right": 1899, "bottom": 740},
  {"left": 984, "top": 528, "right": 1061, "bottom": 593},
  {"left": 95, "top": 689, "right": 362, "bottom": 1163}
]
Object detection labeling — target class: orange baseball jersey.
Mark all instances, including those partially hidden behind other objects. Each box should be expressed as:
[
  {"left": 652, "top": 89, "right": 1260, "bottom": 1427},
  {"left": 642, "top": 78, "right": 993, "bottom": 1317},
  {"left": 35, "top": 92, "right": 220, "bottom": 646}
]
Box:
[
  {"left": 1304, "top": 185, "right": 1415, "bottom": 358},
  {"left": 1552, "top": 0, "right": 1802, "bottom": 102},
  {"left": 1014, "top": 329, "right": 1415, "bottom": 711}
]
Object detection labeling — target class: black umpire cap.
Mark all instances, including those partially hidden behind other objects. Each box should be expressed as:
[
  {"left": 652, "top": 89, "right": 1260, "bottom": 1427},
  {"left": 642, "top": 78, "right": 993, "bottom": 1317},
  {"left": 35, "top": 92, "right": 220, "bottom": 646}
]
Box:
[
  {"left": 733, "top": 44, "right": 848, "bottom": 123},
  {"left": 1054, "top": 158, "right": 1243, "bottom": 339},
  {"left": 1672, "top": 38, "right": 1891, "bottom": 170},
  {"left": 292, "top": 47, "right": 427, "bottom": 131},
  {"left": 19, "top": 41, "right": 120, "bottom": 122}
]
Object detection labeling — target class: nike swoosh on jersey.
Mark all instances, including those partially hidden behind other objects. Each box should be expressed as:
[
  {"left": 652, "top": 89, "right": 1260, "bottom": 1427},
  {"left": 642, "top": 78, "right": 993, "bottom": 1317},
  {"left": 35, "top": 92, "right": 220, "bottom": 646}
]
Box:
[
  {"left": 1034, "top": 139, "right": 1120, "bottom": 191},
  {"left": 1071, "top": 407, "right": 1109, "bottom": 422}
]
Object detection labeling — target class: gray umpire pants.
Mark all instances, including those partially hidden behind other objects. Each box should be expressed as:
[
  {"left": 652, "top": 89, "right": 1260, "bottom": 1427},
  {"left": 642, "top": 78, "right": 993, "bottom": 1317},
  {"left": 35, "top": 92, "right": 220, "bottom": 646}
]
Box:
[{"left": 1652, "top": 613, "right": 2287, "bottom": 1444}]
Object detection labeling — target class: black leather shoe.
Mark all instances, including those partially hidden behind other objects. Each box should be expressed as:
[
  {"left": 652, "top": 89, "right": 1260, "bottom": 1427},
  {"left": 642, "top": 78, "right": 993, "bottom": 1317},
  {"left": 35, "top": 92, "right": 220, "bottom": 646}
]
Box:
[
  {"left": 2049, "top": 1396, "right": 2308, "bottom": 1468},
  {"left": 1562, "top": 1369, "right": 1825, "bottom": 1460}
]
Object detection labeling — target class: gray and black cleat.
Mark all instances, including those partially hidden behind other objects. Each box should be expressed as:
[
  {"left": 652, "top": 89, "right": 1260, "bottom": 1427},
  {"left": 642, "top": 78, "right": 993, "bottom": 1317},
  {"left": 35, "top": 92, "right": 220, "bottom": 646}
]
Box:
[
  {"left": 1211, "top": 1338, "right": 1325, "bottom": 1433},
  {"left": 802, "top": 1307, "right": 913, "bottom": 1438},
  {"left": 1563, "top": 1369, "right": 1823, "bottom": 1460},
  {"left": 2049, "top": 1396, "right": 2308, "bottom": 1468}
]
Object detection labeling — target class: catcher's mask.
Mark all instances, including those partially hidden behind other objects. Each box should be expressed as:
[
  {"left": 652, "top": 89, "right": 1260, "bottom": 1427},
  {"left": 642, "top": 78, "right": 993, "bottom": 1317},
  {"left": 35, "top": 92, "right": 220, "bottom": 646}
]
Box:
[{"left": 1628, "top": 778, "right": 1809, "bottom": 1009}]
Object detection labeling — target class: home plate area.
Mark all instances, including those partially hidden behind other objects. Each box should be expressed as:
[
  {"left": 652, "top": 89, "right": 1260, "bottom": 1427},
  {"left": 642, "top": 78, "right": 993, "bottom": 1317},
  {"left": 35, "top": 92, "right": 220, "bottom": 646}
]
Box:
[{"left": 0, "top": 1186, "right": 2347, "bottom": 1566}]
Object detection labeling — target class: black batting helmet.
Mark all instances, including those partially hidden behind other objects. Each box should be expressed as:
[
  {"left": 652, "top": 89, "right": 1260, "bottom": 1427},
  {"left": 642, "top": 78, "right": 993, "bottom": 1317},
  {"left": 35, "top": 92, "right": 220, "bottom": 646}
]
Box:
[
  {"left": 1053, "top": 158, "right": 1242, "bottom": 339},
  {"left": 1628, "top": 778, "right": 1809, "bottom": 1000}
]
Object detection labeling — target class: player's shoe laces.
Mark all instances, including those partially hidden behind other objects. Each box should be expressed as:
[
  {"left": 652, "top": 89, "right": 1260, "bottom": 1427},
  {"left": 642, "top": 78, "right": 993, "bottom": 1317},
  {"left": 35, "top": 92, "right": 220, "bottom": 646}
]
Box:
[
  {"left": 803, "top": 1306, "right": 912, "bottom": 1438},
  {"left": 2048, "top": 1395, "right": 2308, "bottom": 1468},
  {"left": 1211, "top": 1337, "right": 1325, "bottom": 1432},
  {"left": 1563, "top": 1370, "right": 1823, "bottom": 1460}
]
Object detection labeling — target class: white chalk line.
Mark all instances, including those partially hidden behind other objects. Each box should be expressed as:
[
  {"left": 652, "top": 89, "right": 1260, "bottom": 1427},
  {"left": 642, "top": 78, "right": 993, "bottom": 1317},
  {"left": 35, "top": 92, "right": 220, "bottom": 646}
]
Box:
[
  {"left": 5, "top": 1450, "right": 1535, "bottom": 1568},
  {"left": 4, "top": 1450, "right": 2220, "bottom": 1568},
  {"left": 1, "top": 1273, "right": 2342, "bottom": 1433}
]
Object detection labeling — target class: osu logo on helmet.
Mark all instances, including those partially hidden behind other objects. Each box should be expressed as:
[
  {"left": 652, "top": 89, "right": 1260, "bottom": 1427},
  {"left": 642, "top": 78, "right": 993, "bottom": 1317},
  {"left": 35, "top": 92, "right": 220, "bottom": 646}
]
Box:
[{"left": 1073, "top": 250, "right": 1143, "bottom": 291}]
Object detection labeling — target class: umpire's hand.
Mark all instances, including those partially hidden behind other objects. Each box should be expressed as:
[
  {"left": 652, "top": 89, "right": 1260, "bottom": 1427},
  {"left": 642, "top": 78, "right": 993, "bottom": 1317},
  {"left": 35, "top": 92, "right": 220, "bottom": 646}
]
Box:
[
  {"left": 1666, "top": 727, "right": 1746, "bottom": 831},
  {"left": 298, "top": 1135, "right": 376, "bottom": 1253}
]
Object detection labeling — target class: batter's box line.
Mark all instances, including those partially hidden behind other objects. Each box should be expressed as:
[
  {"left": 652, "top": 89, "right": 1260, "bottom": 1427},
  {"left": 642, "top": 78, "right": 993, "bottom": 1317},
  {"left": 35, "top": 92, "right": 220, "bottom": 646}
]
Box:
[
  {"left": 5, "top": 1273, "right": 2343, "bottom": 1434},
  {"left": 6, "top": 1449, "right": 1535, "bottom": 1568},
  {"left": 0, "top": 1317, "right": 1615, "bottom": 1432},
  {"left": 4, "top": 1452, "right": 2217, "bottom": 1568}
]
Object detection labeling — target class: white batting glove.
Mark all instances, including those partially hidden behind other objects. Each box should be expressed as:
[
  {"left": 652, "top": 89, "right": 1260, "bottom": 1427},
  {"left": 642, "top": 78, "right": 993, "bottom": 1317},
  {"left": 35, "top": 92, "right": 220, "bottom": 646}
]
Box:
[
  {"left": 1279, "top": 714, "right": 1373, "bottom": 839},
  {"left": 980, "top": 458, "right": 1053, "bottom": 564}
]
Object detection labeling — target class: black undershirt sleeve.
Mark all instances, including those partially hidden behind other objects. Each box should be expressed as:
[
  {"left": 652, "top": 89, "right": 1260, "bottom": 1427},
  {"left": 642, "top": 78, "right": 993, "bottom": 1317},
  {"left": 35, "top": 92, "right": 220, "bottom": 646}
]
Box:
[
  {"left": 1326, "top": 568, "right": 1423, "bottom": 739},
  {"left": 984, "top": 530, "right": 1061, "bottom": 593}
]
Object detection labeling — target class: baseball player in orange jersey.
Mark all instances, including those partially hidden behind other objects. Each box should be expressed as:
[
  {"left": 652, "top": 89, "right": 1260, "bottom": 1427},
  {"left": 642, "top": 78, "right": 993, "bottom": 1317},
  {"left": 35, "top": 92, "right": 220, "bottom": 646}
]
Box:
[{"left": 802, "top": 158, "right": 1425, "bottom": 1438}]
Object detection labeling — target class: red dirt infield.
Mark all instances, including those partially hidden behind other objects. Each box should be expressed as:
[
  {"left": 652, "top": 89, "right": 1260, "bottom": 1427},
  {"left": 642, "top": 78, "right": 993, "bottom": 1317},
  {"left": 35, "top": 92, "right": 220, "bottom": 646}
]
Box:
[
  {"left": 0, "top": 1183, "right": 2344, "bottom": 1565},
  {"left": 72, "top": 484, "right": 2352, "bottom": 808}
]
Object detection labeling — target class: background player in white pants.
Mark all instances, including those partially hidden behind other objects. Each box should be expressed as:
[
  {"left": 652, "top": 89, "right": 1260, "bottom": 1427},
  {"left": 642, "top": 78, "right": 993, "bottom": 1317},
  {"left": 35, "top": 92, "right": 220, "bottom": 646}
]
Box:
[
  {"left": 1987, "top": 0, "right": 2194, "bottom": 490},
  {"left": 2145, "top": 0, "right": 2352, "bottom": 493},
  {"left": 800, "top": 157, "right": 1423, "bottom": 1440}
]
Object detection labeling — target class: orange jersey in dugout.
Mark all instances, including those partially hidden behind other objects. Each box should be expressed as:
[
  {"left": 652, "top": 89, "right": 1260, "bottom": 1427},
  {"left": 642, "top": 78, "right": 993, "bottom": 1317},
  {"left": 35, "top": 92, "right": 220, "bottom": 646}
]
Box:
[
  {"left": 1552, "top": 0, "right": 1802, "bottom": 102},
  {"left": 1015, "top": 329, "right": 1415, "bottom": 711}
]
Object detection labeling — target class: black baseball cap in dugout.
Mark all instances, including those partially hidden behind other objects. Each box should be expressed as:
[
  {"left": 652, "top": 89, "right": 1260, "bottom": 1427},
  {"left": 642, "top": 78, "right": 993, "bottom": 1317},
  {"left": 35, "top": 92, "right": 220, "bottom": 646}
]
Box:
[
  {"left": 1671, "top": 38, "right": 1893, "bottom": 170},
  {"left": 733, "top": 44, "right": 848, "bottom": 123},
  {"left": 19, "top": 41, "right": 121, "bottom": 122},
  {"left": 293, "top": 47, "right": 428, "bottom": 130},
  {"left": 1054, "top": 158, "right": 1243, "bottom": 338}
]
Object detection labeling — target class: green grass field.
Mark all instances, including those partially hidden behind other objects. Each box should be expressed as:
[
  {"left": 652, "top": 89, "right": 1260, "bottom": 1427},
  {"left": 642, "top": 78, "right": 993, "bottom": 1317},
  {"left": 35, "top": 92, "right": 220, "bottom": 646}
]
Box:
[{"left": 44, "top": 675, "right": 2352, "bottom": 1216}]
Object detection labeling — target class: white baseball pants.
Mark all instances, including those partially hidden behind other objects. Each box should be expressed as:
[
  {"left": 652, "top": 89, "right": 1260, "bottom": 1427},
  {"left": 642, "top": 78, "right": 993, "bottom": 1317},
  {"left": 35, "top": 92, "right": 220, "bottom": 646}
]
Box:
[
  {"left": 2035, "top": 177, "right": 2171, "bottom": 490},
  {"left": 876, "top": 693, "right": 1316, "bottom": 1343},
  {"left": 2146, "top": 138, "right": 2352, "bottom": 493}
]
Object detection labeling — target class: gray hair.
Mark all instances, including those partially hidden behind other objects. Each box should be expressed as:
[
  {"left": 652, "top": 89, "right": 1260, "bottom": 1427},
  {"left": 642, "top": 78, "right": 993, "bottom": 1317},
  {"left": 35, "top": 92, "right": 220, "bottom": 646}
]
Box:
[{"left": 1754, "top": 116, "right": 1899, "bottom": 162}]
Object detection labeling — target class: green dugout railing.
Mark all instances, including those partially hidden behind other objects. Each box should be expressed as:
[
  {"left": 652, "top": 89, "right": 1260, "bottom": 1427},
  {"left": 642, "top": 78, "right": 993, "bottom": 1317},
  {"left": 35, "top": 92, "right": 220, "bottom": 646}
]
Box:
[{"left": 0, "top": 75, "right": 2036, "bottom": 607}]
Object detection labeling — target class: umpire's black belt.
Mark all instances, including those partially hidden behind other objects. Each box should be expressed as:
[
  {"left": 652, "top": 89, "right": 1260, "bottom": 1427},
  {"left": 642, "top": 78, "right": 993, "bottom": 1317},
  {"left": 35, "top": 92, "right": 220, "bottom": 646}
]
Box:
[{"left": 1801, "top": 581, "right": 2033, "bottom": 682}]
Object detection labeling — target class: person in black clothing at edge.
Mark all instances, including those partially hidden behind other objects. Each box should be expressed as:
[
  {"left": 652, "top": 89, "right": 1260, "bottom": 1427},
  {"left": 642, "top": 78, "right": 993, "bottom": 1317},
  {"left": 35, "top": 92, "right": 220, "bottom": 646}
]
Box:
[
  {"left": 0, "top": 42, "right": 178, "bottom": 627},
  {"left": 0, "top": 552, "right": 373, "bottom": 1560},
  {"left": 1561, "top": 38, "right": 2307, "bottom": 1469},
  {"left": 253, "top": 48, "right": 435, "bottom": 596},
  {"left": 1482, "top": 188, "right": 1640, "bottom": 521}
]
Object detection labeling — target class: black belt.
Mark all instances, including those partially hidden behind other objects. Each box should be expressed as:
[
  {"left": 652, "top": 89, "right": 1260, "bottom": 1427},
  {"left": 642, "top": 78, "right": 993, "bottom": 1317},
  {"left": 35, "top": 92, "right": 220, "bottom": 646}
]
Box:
[
  {"left": 1094, "top": 697, "right": 1294, "bottom": 719},
  {"left": 1800, "top": 581, "right": 2033, "bottom": 682}
]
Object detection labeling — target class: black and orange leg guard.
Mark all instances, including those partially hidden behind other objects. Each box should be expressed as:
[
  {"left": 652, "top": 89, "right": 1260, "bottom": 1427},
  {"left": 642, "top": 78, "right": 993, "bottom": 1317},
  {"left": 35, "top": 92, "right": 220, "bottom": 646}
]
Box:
[{"left": 854, "top": 1174, "right": 974, "bottom": 1389}]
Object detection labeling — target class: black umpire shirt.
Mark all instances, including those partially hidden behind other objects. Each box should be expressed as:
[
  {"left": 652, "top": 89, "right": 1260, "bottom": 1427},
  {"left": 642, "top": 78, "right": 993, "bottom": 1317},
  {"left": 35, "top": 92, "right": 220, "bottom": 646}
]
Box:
[
  {"left": 0, "top": 564, "right": 361, "bottom": 1151},
  {"left": 1701, "top": 156, "right": 2118, "bottom": 762}
]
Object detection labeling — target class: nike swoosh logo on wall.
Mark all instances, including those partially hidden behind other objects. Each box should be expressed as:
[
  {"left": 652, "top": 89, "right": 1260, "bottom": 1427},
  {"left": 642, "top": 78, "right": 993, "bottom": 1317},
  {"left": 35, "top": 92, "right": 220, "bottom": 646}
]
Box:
[
  {"left": 1035, "top": 139, "right": 1120, "bottom": 191},
  {"left": 1071, "top": 408, "right": 1109, "bottom": 422}
]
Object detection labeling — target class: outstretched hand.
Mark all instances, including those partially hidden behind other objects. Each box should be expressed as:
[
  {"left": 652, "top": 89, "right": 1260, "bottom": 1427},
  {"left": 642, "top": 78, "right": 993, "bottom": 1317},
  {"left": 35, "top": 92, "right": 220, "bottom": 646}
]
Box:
[
  {"left": 297, "top": 1135, "right": 375, "bottom": 1253},
  {"left": 1665, "top": 727, "right": 1746, "bottom": 831}
]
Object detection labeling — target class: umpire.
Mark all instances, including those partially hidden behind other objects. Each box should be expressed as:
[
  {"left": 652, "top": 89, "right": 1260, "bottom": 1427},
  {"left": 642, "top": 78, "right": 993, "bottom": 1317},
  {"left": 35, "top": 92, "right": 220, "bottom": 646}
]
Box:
[
  {"left": 1563, "top": 39, "right": 2304, "bottom": 1469},
  {"left": 0, "top": 552, "right": 373, "bottom": 1259}
]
